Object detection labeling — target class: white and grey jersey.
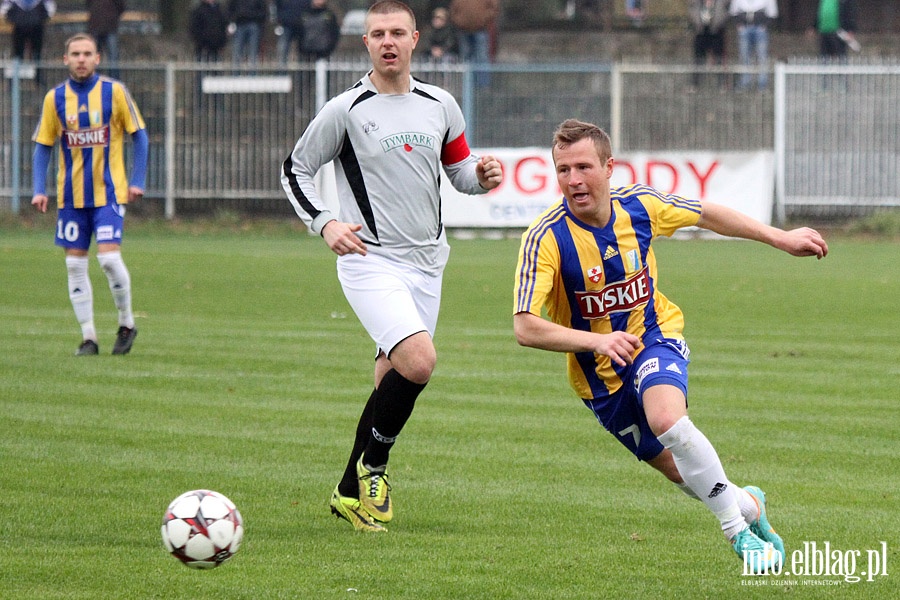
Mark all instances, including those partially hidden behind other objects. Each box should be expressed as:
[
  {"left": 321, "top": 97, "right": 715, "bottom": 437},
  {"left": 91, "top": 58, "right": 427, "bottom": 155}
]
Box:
[{"left": 281, "top": 73, "right": 487, "bottom": 275}]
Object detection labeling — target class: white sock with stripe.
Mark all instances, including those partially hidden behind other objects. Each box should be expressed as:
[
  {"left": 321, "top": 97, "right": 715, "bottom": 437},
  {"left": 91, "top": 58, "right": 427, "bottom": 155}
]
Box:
[
  {"left": 657, "top": 416, "right": 746, "bottom": 540},
  {"left": 677, "top": 481, "right": 760, "bottom": 525},
  {"left": 66, "top": 255, "right": 96, "bottom": 341},
  {"left": 97, "top": 251, "right": 134, "bottom": 328}
]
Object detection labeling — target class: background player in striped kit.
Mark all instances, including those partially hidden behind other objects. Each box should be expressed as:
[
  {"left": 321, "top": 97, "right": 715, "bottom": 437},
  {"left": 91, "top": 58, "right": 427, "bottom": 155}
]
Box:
[
  {"left": 31, "top": 33, "right": 148, "bottom": 356},
  {"left": 281, "top": 1, "right": 503, "bottom": 532},
  {"left": 514, "top": 119, "right": 827, "bottom": 573}
]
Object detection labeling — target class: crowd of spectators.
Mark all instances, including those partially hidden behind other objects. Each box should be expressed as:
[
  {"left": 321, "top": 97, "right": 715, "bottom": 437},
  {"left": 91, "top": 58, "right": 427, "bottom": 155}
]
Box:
[{"left": 2, "top": 0, "right": 865, "bottom": 77}]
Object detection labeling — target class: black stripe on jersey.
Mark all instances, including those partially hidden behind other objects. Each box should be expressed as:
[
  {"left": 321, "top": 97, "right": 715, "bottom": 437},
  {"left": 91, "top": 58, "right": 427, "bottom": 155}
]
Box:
[
  {"left": 349, "top": 89, "right": 377, "bottom": 111},
  {"left": 282, "top": 155, "right": 322, "bottom": 221},
  {"left": 337, "top": 131, "right": 379, "bottom": 242},
  {"left": 412, "top": 88, "right": 440, "bottom": 103},
  {"left": 435, "top": 128, "right": 450, "bottom": 240}
]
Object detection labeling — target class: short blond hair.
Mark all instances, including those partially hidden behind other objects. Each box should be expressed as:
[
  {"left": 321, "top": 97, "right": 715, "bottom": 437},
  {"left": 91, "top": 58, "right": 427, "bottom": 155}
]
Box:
[
  {"left": 552, "top": 119, "right": 613, "bottom": 162},
  {"left": 65, "top": 33, "right": 98, "bottom": 54}
]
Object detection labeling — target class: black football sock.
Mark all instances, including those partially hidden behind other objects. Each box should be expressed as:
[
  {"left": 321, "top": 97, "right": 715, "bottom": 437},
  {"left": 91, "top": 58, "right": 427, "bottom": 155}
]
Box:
[
  {"left": 362, "top": 368, "right": 427, "bottom": 469},
  {"left": 337, "top": 388, "right": 377, "bottom": 498}
]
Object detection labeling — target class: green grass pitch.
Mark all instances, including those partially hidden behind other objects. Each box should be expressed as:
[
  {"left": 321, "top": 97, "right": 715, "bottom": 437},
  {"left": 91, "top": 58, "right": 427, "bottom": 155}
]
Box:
[{"left": 0, "top": 222, "right": 897, "bottom": 599}]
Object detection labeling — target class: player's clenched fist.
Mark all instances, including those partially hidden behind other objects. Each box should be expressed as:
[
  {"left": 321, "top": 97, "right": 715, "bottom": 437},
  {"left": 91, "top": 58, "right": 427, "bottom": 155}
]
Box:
[{"left": 476, "top": 155, "right": 503, "bottom": 190}]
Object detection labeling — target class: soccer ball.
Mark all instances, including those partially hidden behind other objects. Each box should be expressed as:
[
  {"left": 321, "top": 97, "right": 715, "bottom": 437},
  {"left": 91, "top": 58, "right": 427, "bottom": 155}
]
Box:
[{"left": 161, "top": 489, "right": 244, "bottom": 569}]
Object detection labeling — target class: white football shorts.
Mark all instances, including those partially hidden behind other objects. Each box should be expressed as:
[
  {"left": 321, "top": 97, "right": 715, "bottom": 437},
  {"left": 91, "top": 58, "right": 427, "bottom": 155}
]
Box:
[{"left": 337, "top": 252, "right": 443, "bottom": 357}]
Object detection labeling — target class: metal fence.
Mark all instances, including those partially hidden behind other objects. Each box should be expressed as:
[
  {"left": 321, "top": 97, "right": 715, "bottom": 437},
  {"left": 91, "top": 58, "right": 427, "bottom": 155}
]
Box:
[
  {"left": 775, "top": 62, "right": 900, "bottom": 220},
  {"left": 2, "top": 58, "right": 899, "bottom": 220}
]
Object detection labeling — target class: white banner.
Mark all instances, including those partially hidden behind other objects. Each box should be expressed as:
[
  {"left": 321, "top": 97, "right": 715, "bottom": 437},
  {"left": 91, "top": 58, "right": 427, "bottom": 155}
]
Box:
[
  {"left": 317, "top": 149, "right": 774, "bottom": 229},
  {"left": 441, "top": 148, "right": 775, "bottom": 227}
]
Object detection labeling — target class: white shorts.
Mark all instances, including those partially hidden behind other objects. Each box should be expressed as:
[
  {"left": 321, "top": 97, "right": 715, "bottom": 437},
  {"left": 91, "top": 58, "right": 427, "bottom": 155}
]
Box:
[{"left": 337, "top": 252, "right": 443, "bottom": 357}]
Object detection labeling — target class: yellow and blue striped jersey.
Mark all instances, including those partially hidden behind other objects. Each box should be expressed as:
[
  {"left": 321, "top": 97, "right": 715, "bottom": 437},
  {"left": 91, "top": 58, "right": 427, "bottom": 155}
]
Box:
[
  {"left": 514, "top": 185, "right": 702, "bottom": 400},
  {"left": 32, "top": 74, "right": 145, "bottom": 209}
]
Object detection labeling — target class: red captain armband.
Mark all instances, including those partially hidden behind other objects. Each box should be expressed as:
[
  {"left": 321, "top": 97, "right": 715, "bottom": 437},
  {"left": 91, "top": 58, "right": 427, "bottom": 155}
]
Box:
[{"left": 441, "top": 133, "right": 472, "bottom": 165}]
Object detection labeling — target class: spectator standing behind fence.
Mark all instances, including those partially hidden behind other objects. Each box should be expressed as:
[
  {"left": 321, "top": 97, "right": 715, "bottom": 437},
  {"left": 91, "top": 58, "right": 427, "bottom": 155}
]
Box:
[
  {"left": 31, "top": 33, "right": 148, "bottom": 357},
  {"left": 86, "top": 0, "right": 124, "bottom": 78},
  {"left": 689, "top": 0, "right": 729, "bottom": 88},
  {"left": 625, "top": 0, "right": 646, "bottom": 27},
  {"left": 729, "top": 0, "right": 777, "bottom": 91},
  {"left": 450, "top": 0, "right": 499, "bottom": 86},
  {"left": 425, "top": 6, "right": 457, "bottom": 63},
  {"left": 809, "top": 0, "right": 858, "bottom": 61},
  {"left": 190, "top": 0, "right": 229, "bottom": 62},
  {"left": 228, "top": 0, "right": 267, "bottom": 65},
  {"left": 1, "top": 0, "right": 56, "bottom": 81},
  {"left": 298, "top": 0, "right": 339, "bottom": 62},
  {"left": 274, "top": 0, "right": 309, "bottom": 64}
]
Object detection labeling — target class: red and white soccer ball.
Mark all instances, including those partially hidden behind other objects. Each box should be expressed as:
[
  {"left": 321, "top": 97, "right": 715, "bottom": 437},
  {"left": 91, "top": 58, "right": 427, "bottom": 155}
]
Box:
[{"left": 161, "top": 489, "right": 244, "bottom": 569}]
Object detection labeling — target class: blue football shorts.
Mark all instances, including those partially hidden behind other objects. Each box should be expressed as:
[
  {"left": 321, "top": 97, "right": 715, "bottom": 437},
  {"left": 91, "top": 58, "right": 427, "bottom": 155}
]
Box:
[
  {"left": 582, "top": 338, "right": 691, "bottom": 461},
  {"left": 55, "top": 203, "right": 125, "bottom": 250}
]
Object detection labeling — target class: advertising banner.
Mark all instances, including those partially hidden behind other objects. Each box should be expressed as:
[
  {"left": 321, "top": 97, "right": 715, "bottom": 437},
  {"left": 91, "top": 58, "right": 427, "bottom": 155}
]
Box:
[
  {"left": 318, "top": 149, "right": 774, "bottom": 229},
  {"left": 440, "top": 149, "right": 774, "bottom": 227}
]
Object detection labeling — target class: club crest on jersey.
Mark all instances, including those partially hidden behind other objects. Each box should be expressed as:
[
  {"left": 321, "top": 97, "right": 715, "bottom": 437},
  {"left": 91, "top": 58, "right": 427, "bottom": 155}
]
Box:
[
  {"left": 67, "top": 114, "right": 78, "bottom": 125},
  {"left": 626, "top": 249, "right": 641, "bottom": 271},
  {"left": 363, "top": 121, "right": 379, "bottom": 134},
  {"left": 587, "top": 265, "right": 603, "bottom": 283},
  {"left": 380, "top": 132, "right": 436, "bottom": 153},
  {"left": 574, "top": 267, "right": 651, "bottom": 320}
]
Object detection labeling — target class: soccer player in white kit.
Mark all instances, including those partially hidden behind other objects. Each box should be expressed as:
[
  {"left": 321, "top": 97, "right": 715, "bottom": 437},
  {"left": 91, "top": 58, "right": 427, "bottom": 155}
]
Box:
[{"left": 281, "top": 0, "right": 503, "bottom": 532}]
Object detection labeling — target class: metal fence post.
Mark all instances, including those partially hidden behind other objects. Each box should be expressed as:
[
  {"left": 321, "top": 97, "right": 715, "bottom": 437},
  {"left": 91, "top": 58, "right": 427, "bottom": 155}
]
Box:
[
  {"left": 164, "top": 62, "right": 176, "bottom": 219},
  {"left": 461, "top": 66, "right": 475, "bottom": 145},
  {"left": 315, "top": 58, "right": 328, "bottom": 112},
  {"left": 773, "top": 62, "right": 786, "bottom": 227},
  {"left": 11, "top": 59, "right": 22, "bottom": 214},
  {"left": 610, "top": 63, "right": 622, "bottom": 154}
]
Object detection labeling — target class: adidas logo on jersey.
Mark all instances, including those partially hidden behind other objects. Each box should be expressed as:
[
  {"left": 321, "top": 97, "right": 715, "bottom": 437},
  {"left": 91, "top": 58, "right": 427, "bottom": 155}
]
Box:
[
  {"left": 665, "top": 363, "right": 682, "bottom": 374},
  {"left": 604, "top": 246, "right": 618, "bottom": 259}
]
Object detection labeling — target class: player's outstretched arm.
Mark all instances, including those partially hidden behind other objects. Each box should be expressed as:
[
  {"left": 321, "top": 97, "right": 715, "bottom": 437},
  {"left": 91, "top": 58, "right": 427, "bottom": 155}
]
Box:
[
  {"left": 696, "top": 202, "right": 828, "bottom": 259},
  {"left": 321, "top": 220, "right": 368, "bottom": 257},
  {"left": 514, "top": 312, "right": 640, "bottom": 367},
  {"left": 769, "top": 226, "right": 829, "bottom": 258}
]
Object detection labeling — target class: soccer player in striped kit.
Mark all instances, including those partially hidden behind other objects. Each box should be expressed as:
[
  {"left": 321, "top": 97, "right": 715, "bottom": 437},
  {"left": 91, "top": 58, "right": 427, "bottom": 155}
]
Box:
[
  {"left": 31, "top": 33, "right": 148, "bottom": 356},
  {"left": 514, "top": 119, "right": 828, "bottom": 573},
  {"left": 281, "top": 1, "right": 503, "bottom": 531}
]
